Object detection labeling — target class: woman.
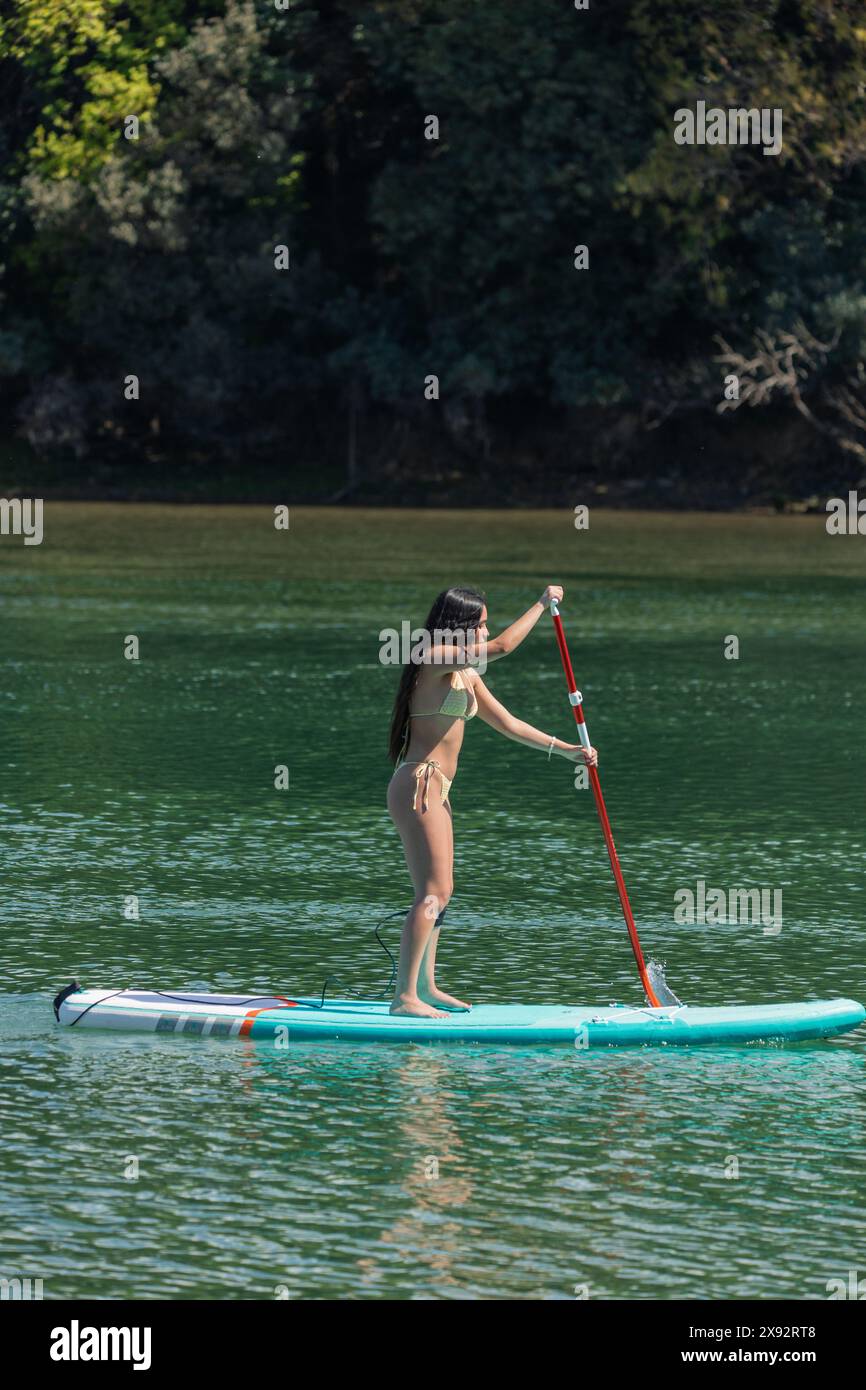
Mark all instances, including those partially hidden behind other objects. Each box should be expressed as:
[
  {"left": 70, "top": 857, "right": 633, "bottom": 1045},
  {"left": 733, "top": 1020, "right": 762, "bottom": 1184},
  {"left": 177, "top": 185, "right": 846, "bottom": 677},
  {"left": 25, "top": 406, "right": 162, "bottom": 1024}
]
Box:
[{"left": 387, "top": 584, "right": 598, "bottom": 1019}]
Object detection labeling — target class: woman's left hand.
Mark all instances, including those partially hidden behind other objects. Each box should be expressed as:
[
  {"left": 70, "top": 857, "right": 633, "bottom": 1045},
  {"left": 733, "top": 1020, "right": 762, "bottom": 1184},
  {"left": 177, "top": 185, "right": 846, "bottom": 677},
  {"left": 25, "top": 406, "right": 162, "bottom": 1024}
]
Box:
[{"left": 561, "top": 743, "right": 598, "bottom": 767}]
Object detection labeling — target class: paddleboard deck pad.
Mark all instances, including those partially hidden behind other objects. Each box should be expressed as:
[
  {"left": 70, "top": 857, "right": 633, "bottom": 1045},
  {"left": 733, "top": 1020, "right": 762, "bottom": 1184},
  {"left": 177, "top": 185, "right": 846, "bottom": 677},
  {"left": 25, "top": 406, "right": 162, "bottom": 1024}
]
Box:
[{"left": 53, "top": 987, "right": 866, "bottom": 1047}]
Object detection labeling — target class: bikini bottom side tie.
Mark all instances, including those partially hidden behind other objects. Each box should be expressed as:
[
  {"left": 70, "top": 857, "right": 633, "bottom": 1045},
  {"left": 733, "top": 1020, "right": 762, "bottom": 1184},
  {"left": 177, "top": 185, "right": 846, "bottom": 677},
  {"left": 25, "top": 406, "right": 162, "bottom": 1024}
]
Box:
[{"left": 409, "top": 759, "right": 452, "bottom": 813}]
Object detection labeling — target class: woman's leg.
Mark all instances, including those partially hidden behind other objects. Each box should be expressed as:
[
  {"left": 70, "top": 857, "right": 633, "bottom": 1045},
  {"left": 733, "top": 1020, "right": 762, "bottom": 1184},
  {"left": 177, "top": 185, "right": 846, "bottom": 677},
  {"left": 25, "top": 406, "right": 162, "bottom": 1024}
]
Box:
[
  {"left": 387, "top": 769, "right": 454, "bottom": 1018},
  {"left": 418, "top": 802, "right": 471, "bottom": 1010}
]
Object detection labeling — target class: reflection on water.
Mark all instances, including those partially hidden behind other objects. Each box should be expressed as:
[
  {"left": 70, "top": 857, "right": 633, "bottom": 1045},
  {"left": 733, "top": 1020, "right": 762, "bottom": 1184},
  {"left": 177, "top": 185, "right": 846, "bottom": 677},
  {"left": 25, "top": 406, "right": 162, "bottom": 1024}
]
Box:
[{"left": 1, "top": 506, "right": 864, "bottom": 1299}]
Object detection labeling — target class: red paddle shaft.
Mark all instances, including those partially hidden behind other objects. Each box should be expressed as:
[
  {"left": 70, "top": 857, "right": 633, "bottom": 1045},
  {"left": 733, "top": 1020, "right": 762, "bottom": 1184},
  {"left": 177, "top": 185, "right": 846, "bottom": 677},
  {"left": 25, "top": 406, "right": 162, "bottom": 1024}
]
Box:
[{"left": 549, "top": 600, "right": 661, "bottom": 1007}]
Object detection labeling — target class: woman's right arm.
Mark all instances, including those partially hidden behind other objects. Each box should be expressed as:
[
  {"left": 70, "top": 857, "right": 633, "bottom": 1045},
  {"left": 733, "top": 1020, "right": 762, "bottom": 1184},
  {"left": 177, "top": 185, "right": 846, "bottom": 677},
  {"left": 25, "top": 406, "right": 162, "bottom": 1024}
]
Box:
[{"left": 472, "top": 676, "right": 598, "bottom": 764}]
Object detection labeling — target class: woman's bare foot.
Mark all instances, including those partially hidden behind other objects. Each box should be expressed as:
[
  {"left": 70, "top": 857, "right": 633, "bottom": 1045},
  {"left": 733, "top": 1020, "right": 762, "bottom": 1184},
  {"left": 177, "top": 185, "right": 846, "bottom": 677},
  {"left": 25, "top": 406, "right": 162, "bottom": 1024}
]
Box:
[
  {"left": 390, "top": 993, "right": 448, "bottom": 1019},
  {"left": 420, "top": 987, "right": 472, "bottom": 1011}
]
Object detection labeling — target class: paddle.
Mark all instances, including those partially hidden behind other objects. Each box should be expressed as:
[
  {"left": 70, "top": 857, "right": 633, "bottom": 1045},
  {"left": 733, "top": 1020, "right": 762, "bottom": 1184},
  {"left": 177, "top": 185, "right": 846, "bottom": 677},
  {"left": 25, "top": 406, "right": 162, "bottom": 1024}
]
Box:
[{"left": 549, "top": 599, "right": 680, "bottom": 1008}]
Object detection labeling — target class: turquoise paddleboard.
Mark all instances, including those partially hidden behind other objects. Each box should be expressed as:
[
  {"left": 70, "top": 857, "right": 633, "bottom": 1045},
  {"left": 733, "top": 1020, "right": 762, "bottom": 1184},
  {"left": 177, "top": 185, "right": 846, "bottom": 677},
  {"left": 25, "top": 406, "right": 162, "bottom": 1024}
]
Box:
[{"left": 54, "top": 987, "right": 866, "bottom": 1046}]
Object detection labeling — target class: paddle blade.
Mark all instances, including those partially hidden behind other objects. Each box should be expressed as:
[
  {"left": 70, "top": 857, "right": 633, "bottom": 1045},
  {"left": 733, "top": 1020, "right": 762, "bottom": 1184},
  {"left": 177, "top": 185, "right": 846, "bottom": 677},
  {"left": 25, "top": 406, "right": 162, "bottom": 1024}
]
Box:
[{"left": 646, "top": 960, "right": 683, "bottom": 1007}]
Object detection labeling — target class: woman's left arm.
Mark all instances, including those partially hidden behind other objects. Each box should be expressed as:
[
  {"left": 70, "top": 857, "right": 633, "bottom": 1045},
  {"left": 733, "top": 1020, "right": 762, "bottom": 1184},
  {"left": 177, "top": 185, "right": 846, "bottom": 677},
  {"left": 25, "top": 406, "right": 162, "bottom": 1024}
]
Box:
[{"left": 471, "top": 676, "right": 598, "bottom": 765}]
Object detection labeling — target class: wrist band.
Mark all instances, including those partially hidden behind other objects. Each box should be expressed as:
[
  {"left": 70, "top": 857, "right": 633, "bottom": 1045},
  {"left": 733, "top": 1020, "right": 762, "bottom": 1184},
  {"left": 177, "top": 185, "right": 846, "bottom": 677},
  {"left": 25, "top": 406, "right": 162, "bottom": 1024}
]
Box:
[{"left": 547, "top": 739, "right": 556, "bottom": 760}]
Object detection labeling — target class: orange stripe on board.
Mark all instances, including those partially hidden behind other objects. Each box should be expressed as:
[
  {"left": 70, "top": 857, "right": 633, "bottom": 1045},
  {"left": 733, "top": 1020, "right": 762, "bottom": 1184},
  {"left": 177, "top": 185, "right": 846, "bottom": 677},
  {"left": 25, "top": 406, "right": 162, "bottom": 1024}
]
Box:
[{"left": 239, "top": 1000, "right": 298, "bottom": 1036}]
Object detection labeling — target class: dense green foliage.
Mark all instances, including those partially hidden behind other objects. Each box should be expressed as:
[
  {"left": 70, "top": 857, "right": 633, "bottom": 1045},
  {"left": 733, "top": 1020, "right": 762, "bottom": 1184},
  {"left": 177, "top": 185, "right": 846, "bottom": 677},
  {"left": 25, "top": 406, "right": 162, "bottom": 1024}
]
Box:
[{"left": 2, "top": 0, "right": 866, "bottom": 495}]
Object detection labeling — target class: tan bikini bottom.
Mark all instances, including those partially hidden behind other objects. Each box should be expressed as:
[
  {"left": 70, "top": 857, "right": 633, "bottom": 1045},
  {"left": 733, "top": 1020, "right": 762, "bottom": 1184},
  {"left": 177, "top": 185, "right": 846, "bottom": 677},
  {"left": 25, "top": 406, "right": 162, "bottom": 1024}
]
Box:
[{"left": 394, "top": 759, "right": 453, "bottom": 812}]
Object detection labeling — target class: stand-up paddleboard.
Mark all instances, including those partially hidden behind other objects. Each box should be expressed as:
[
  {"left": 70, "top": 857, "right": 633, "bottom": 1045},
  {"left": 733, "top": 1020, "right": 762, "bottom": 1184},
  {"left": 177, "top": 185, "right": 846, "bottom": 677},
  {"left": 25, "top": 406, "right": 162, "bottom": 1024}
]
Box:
[{"left": 53, "top": 986, "right": 865, "bottom": 1046}]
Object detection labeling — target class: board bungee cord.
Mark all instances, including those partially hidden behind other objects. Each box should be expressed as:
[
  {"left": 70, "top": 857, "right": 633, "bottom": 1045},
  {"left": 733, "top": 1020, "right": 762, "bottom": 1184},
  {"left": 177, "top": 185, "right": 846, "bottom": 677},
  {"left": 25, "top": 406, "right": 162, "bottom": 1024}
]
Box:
[{"left": 54, "top": 907, "right": 405, "bottom": 1027}]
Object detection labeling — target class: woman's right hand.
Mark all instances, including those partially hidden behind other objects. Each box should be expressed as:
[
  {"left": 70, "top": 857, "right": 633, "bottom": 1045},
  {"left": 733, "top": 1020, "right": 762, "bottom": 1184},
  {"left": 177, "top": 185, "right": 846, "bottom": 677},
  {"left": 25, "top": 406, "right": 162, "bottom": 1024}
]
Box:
[{"left": 539, "top": 584, "right": 563, "bottom": 609}]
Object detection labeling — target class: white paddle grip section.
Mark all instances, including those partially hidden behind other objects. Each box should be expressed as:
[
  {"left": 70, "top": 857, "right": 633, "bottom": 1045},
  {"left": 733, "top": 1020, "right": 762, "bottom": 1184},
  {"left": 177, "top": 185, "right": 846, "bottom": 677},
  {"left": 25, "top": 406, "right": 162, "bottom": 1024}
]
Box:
[
  {"left": 577, "top": 721, "right": 592, "bottom": 750},
  {"left": 549, "top": 598, "right": 560, "bottom": 615}
]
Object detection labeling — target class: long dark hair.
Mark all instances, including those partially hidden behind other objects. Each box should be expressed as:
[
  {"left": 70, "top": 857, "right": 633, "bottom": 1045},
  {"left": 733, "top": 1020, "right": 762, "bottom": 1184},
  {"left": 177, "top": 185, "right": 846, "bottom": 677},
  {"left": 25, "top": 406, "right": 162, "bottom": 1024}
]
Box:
[{"left": 388, "top": 585, "right": 486, "bottom": 764}]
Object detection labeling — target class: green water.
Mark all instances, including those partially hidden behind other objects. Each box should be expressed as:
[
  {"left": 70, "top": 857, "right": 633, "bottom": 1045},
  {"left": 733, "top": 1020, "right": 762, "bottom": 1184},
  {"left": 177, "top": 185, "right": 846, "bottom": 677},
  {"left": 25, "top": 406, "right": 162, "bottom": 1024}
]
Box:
[{"left": 1, "top": 505, "right": 865, "bottom": 1300}]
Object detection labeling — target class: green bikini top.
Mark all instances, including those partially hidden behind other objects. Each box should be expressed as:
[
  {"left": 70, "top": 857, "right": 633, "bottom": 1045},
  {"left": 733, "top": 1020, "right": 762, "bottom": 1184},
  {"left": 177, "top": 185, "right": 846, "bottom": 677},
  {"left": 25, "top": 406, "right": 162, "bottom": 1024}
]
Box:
[{"left": 410, "top": 670, "right": 479, "bottom": 722}]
